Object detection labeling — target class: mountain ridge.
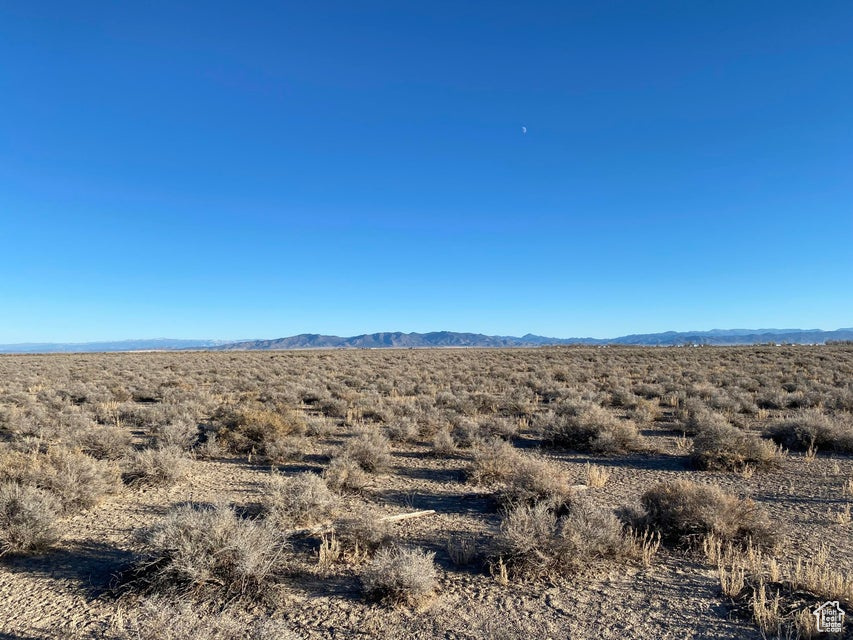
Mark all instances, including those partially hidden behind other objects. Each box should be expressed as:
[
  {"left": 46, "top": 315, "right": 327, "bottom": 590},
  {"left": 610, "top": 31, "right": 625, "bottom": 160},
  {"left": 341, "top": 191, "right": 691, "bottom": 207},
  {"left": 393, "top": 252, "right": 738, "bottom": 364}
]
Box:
[{"left": 1, "top": 328, "right": 851, "bottom": 353}]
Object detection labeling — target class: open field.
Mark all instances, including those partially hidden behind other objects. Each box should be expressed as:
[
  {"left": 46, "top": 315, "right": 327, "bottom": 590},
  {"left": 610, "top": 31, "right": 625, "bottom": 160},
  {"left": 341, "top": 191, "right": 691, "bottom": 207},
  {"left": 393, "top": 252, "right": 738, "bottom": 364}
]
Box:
[{"left": 1, "top": 346, "right": 851, "bottom": 639}]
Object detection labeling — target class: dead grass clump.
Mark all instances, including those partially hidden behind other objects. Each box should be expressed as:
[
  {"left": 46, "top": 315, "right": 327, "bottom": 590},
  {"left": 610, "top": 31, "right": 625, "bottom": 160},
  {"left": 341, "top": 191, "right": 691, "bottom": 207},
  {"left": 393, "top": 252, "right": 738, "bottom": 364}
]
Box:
[
  {"left": 341, "top": 428, "right": 392, "bottom": 472},
  {"left": 125, "top": 446, "right": 192, "bottom": 486},
  {"left": 360, "top": 545, "right": 437, "bottom": 606},
  {"left": 497, "top": 499, "right": 633, "bottom": 579},
  {"left": 262, "top": 472, "right": 337, "bottom": 528},
  {"left": 635, "top": 479, "right": 776, "bottom": 549},
  {"left": 543, "top": 404, "right": 643, "bottom": 453},
  {"left": 136, "top": 503, "right": 286, "bottom": 598},
  {"left": 710, "top": 542, "right": 852, "bottom": 638},
  {"left": 0, "top": 482, "right": 60, "bottom": 557},
  {"left": 767, "top": 409, "right": 853, "bottom": 453},
  {"left": 114, "top": 598, "right": 298, "bottom": 640},
  {"left": 691, "top": 422, "right": 781, "bottom": 471},
  {"left": 324, "top": 455, "right": 370, "bottom": 493}
]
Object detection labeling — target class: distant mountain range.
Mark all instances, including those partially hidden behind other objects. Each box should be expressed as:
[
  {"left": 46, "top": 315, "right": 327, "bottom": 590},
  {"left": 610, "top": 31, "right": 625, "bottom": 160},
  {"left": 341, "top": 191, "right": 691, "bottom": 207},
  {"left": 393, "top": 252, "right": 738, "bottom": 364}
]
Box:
[
  {"left": 0, "top": 339, "right": 230, "bottom": 353},
  {"left": 2, "top": 328, "right": 851, "bottom": 353}
]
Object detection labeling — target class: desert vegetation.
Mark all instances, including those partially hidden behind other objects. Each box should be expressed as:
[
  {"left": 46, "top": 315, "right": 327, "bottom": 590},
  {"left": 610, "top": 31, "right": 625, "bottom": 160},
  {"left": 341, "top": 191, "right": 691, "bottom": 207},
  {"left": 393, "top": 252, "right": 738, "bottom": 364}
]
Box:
[{"left": 0, "top": 345, "right": 851, "bottom": 638}]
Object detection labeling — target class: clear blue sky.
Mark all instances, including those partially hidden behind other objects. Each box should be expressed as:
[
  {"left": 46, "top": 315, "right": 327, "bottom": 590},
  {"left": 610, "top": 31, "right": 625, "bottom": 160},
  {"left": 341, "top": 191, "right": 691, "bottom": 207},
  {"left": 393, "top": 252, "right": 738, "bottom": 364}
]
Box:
[{"left": 1, "top": 1, "right": 851, "bottom": 342}]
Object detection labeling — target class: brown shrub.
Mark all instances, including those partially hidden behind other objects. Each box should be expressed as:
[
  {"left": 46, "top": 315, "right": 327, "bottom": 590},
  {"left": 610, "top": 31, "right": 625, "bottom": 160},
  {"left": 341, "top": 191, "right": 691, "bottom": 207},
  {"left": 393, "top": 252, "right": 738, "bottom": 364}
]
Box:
[
  {"left": 691, "top": 422, "right": 781, "bottom": 471},
  {"left": 215, "top": 406, "right": 306, "bottom": 456},
  {"left": 335, "top": 507, "right": 393, "bottom": 556},
  {"left": 634, "top": 479, "right": 777, "bottom": 548},
  {"left": 766, "top": 409, "right": 853, "bottom": 453},
  {"left": 468, "top": 439, "right": 573, "bottom": 508},
  {"left": 497, "top": 499, "right": 632, "bottom": 579},
  {"left": 542, "top": 404, "right": 643, "bottom": 453}
]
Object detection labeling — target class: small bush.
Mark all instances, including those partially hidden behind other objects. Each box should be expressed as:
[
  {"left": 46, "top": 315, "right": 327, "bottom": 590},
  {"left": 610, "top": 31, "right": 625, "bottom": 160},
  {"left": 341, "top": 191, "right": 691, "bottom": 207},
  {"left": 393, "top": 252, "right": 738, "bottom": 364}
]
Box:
[
  {"left": 261, "top": 435, "right": 305, "bottom": 463},
  {"left": 497, "top": 499, "right": 632, "bottom": 579},
  {"left": 151, "top": 420, "right": 199, "bottom": 450},
  {"left": 468, "top": 439, "right": 573, "bottom": 508},
  {"left": 262, "top": 472, "right": 336, "bottom": 528},
  {"left": 335, "top": 507, "right": 392, "bottom": 556},
  {"left": 0, "top": 482, "right": 60, "bottom": 557},
  {"left": 125, "top": 446, "right": 192, "bottom": 486},
  {"left": 691, "top": 422, "right": 780, "bottom": 471},
  {"left": 766, "top": 409, "right": 853, "bottom": 453},
  {"left": 543, "top": 404, "right": 642, "bottom": 453},
  {"left": 79, "top": 425, "right": 133, "bottom": 460},
  {"left": 0, "top": 447, "right": 121, "bottom": 512},
  {"left": 137, "top": 503, "right": 286, "bottom": 597},
  {"left": 215, "top": 406, "right": 306, "bottom": 456},
  {"left": 634, "top": 479, "right": 776, "bottom": 548},
  {"left": 431, "top": 428, "right": 457, "bottom": 456},
  {"left": 360, "top": 545, "right": 437, "bottom": 606},
  {"left": 341, "top": 428, "right": 392, "bottom": 472},
  {"left": 324, "top": 455, "right": 370, "bottom": 493}
]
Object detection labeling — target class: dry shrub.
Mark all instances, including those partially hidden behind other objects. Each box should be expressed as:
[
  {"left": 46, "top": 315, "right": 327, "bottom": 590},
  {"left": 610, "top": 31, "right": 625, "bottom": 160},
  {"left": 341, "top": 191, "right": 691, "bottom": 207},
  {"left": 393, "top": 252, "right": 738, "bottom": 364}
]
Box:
[
  {"left": 115, "top": 598, "right": 298, "bottom": 640},
  {"left": 137, "top": 503, "right": 286, "bottom": 597},
  {"left": 0, "top": 447, "right": 120, "bottom": 512},
  {"left": 262, "top": 472, "right": 336, "bottom": 528},
  {"left": 79, "top": 425, "right": 133, "bottom": 460},
  {"left": 261, "top": 435, "right": 305, "bottom": 464},
  {"left": 431, "top": 428, "right": 457, "bottom": 456},
  {"left": 0, "top": 482, "right": 60, "bottom": 557},
  {"left": 543, "top": 404, "right": 642, "bottom": 453},
  {"left": 335, "top": 507, "right": 392, "bottom": 557},
  {"left": 468, "top": 439, "right": 573, "bottom": 508},
  {"left": 215, "top": 406, "right": 306, "bottom": 456},
  {"left": 635, "top": 479, "right": 776, "bottom": 549},
  {"left": 360, "top": 545, "right": 437, "bottom": 606},
  {"left": 497, "top": 499, "right": 633, "bottom": 579},
  {"left": 341, "top": 428, "right": 392, "bottom": 472},
  {"left": 767, "top": 409, "right": 853, "bottom": 453},
  {"left": 691, "top": 423, "right": 781, "bottom": 471},
  {"left": 386, "top": 418, "right": 419, "bottom": 443},
  {"left": 324, "top": 455, "right": 370, "bottom": 493},
  {"left": 150, "top": 420, "right": 199, "bottom": 450},
  {"left": 679, "top": 400, "right": 731, "bottom": 436},
  {"left": 125, "top": 446, "right": 192, "bottom": 486}
]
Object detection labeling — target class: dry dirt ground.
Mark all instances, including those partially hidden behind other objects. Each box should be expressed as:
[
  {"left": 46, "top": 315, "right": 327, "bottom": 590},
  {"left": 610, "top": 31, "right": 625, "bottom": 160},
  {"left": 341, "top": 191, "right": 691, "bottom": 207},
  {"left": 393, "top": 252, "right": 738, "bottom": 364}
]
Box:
[{"left": 0, "top": 347, "right": 851, "bottom": 639}]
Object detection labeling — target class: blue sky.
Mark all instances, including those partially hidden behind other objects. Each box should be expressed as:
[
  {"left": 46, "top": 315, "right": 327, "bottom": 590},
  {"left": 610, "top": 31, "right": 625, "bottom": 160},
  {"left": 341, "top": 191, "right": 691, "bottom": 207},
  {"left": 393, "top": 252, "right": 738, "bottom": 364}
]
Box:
[{"left": 1, "top": 1, "right": 851, "bottom": 342}]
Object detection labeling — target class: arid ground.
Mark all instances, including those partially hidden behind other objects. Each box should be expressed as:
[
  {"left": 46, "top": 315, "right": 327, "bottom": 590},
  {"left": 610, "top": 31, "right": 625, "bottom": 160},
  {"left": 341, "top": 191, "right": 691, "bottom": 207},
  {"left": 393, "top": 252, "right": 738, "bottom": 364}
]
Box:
[{"left": 1, "top": 346, "right": 851, "bottom": 639}]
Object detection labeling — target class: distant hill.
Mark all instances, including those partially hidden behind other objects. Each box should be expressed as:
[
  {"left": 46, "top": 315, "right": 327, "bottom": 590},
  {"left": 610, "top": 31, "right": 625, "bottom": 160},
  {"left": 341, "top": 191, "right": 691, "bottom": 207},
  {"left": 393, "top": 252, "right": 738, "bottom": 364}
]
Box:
[{"left": 2, "top": 329, "right": 851, "bottom": 353}]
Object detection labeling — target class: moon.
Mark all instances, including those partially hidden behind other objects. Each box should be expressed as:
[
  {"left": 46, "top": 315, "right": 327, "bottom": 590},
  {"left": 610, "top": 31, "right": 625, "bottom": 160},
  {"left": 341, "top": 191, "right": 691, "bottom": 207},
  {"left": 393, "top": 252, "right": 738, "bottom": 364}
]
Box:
[{"left": 521, "top": 126, "right": 527, "bottom": 134}]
